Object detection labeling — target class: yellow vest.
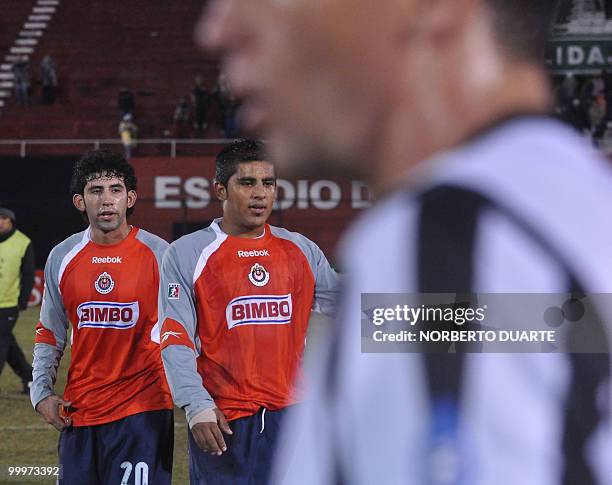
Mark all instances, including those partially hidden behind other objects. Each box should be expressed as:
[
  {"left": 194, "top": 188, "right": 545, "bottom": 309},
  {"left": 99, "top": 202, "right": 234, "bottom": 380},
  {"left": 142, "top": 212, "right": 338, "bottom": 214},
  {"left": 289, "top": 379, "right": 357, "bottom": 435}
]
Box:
[{"left": 0, "top": 230, "right": 31, "bottom": 308}]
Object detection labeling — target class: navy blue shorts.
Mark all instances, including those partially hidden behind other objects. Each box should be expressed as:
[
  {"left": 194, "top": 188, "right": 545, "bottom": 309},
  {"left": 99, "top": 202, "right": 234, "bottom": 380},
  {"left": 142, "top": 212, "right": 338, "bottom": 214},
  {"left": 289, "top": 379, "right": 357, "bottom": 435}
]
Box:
[
  {"left": 188, "top": 407, "right": 289, "bottom": 485},
  {"left": 58, "top": 409, "right": 174, "bottom": 485}
]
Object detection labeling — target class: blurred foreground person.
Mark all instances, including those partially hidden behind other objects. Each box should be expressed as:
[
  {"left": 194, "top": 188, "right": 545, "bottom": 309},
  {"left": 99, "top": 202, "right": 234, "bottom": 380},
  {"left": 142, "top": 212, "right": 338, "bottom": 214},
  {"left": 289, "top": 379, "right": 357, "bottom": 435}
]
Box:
[{"left": 203, "top": 0, "right": 612, "bottom": 484}]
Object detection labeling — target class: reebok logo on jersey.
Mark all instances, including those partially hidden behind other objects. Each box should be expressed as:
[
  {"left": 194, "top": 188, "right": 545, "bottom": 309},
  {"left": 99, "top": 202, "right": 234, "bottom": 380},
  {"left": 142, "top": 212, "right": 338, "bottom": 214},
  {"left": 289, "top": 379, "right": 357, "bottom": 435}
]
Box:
[
  {"left": 77, "top": 301, "right": 140, "bottom": 330},
  {"left": 226, "top": 294, "right": 292, "bottom": 329},
  {"left": 35, "top": 328, "right": 43, "bottom": 335},
  {"left": 161, "top": 330, "right": 182, "bottom": 343},
  {"left": 237, "top": 250, "right": 270, "bottom": 258},
  {"left": 91, "top": 256, "right": 123, "bottom": 264}
]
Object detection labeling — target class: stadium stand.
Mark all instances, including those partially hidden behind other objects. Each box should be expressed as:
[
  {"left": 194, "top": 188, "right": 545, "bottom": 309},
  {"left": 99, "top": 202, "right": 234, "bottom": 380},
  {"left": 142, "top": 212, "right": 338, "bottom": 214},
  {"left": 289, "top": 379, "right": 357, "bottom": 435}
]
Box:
[
  {"left": 555, "top": 0, "right": 612, "bottom": 34},
  {"left": 0, "top": 0, "right": 218, "bottom": 141}
]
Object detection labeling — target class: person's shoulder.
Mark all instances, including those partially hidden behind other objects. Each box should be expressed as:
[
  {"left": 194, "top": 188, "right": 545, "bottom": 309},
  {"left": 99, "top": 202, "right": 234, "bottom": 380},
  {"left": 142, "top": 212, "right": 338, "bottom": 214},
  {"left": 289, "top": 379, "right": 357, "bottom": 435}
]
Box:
[
  {"left": 46, "top": 230, "right": 89, "bottom": 268},
  {"left": 169, "top": 224, "right": 219, "bottom": 254},
  {"left": 135, "top": 228, "right": 169, "bottom": 253},
  {"left": 269, "top": 225, "right": 323, "bottom": 254},
  {"left": 13, "top": 229, "right": 31, "bottom": 244},
  {"left": 339, "top": 190, "right": 420, "bottom": 260}
]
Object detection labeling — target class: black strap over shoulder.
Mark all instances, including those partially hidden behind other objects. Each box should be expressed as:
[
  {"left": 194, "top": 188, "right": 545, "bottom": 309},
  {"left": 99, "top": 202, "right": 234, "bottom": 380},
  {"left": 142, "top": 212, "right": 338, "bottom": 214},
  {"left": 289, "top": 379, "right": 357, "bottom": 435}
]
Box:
[{"left": 417, "top": 184, "right": 610, "bottom": 485}]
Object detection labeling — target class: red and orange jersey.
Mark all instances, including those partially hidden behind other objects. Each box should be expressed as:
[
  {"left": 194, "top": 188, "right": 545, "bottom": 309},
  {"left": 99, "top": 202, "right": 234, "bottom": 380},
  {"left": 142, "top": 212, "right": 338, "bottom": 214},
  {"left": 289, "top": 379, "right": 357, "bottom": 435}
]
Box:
[
  {"left": 31, "top": 227, "right": 173, "bottom": 426},
  {"left": 158, "top": 219, "right": 338, "bottom": 422}
]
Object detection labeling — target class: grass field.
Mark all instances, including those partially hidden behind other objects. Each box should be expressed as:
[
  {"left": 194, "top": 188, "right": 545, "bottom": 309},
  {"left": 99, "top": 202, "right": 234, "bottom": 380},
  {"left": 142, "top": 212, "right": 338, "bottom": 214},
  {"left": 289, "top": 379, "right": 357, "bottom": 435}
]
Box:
[
  {"left": 0, "top": 307, "right": 190, "bottom": 485},
  {"left": 0, "top": 308, "right": 330, "bottom": 484}
]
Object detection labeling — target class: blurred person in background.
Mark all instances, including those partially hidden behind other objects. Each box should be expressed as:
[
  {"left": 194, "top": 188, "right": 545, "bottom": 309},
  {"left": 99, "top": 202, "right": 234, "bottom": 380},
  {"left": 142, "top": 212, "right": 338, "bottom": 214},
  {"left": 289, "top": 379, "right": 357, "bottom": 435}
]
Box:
[
  {"left": 117, "top": 87, "right": 135, "bottom": 117},
  {"left": 119, "top": 113, "right": 138, "bottom": 159},
  {"left": 192, "top": 74, "right": 210, "bottom": 131},
  {"left": 31, "top": 150, "right": 174, "bottom": 484},
  {"left": 0, "top": 207, "right": 34, "bottom": 394},
  {"left": 39, "top": 54, "right": 57, "bottom": 105},
  {"left": 12, "top": 56, "right": 30, "bottom": 107},
  {"left": 173, "top": 96, "right": 192, "bottom": 137},
  {"left": 202, "top": 0, "right": 612, "bottom": 484}
]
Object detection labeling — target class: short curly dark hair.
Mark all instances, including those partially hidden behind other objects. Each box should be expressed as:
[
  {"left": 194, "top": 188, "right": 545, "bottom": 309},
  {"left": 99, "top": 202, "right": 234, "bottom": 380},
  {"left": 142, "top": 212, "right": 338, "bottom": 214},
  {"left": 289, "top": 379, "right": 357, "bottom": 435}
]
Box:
[
  {"left": 70, "top": 149, "right": 137, "bottom": 216},
  {"left": 215, "top": 139, "right": 272, "bottom": 186}
]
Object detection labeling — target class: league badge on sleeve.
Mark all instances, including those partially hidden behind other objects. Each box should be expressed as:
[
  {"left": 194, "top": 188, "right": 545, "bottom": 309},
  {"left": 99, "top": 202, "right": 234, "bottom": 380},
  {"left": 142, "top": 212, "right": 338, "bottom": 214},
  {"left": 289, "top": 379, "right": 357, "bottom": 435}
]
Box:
[
  {"left": 168, "top": 283, "right": 181, "bottom": 299},
  {"left": 248, "top": 263, "right": 270, "bottom": 287},
  {"left": 94, "top": 271, "right": 115, "bottom": 294}
]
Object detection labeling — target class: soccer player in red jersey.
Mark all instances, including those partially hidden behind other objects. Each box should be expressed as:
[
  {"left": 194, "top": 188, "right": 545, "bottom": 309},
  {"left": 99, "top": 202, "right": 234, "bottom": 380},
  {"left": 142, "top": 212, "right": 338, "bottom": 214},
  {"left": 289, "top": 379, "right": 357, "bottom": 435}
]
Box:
[
  {"left": 31, "top": 150, "right": 174, "bottom": 485},
  {"left": 158, "top": 139, "right": 339, "bottom": 484}
]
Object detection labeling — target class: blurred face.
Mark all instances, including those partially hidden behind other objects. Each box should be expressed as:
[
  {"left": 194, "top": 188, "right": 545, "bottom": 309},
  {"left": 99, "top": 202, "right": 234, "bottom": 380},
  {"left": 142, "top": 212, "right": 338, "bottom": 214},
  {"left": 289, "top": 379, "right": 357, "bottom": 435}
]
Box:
[
  {"left": 200, "top": 0, "right": 411, "bottom": 177},
  {"left": 216, "top": 161, "right": 276, "bottom": 234},
  {"left": 73, "top": 175, "right": 136, "bottom": 233},
  {"left": 0, "top": 215, "right": 13, "bottom": 233}
]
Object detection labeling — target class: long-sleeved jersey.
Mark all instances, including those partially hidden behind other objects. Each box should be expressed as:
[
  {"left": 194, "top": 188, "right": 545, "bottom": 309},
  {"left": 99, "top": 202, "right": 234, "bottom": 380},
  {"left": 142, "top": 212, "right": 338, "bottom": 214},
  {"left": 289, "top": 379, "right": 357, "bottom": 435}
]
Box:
[
  {"left": 31, "top": 227, "right": 173, "bottom": 426},
  {"left": 158, "top": 219, "right": 339, "bottom": 422}
]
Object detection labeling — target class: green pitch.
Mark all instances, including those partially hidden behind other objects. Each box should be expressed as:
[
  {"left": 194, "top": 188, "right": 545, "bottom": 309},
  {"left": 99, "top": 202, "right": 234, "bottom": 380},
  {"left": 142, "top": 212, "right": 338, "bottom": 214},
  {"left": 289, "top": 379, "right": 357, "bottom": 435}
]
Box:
[{"left": 0, "top": 308, "right": 189, "bottom": 485}]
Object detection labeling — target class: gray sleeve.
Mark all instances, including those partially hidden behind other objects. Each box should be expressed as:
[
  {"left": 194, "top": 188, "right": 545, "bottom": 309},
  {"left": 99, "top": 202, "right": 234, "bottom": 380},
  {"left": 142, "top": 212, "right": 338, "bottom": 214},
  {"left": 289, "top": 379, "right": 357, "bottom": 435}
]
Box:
[
  {"left": 270, "top": 227, "right": 340, "bottom": 316},
  {"left": 159, "top": 242, "right": 216, "bottom": 421},
  {"left": 310, "top": 243, "right": 340, "bottom": 316},
  {"left": 31, "top": 247, "right": 69, "bottom": 410}
]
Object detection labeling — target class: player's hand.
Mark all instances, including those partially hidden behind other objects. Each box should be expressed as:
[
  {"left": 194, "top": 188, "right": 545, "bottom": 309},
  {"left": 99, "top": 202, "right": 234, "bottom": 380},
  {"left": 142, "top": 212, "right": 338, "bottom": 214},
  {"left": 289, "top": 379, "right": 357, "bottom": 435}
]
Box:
[
  {"left": 35, "top": 395, "right": 72, "bottom": 431},
  {"left": 191, "top": 408, "right": 233, "bottom": 456}
]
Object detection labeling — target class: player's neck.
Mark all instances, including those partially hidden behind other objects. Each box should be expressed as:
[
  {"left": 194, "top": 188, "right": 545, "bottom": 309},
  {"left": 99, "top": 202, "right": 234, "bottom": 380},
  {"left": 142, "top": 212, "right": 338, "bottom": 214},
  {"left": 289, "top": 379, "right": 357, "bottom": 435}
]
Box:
[
  {"left": 89, "top": 223, "right": 133, "bottom": 245},
  {"left": 219, "top": 219, "right": 265, "bottom": 239}
]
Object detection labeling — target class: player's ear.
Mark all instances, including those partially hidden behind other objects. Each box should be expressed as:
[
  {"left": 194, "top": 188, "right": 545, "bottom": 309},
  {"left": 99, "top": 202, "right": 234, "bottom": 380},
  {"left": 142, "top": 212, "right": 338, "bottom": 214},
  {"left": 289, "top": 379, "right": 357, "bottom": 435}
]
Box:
[
  {"left": 73, "top": 193, "right": 86, "bottom": 212},
  {"left": 214, "top": 180, "right": 228, "bottom": 201},
  {"left": 127, "top": 190, "right": 137, "bottom": 209}
]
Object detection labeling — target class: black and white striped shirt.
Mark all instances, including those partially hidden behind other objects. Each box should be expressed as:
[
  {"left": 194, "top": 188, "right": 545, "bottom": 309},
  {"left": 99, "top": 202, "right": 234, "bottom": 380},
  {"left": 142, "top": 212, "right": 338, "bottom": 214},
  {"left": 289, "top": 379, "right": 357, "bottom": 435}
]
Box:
[{"left": 272, "top": 117, "right": 612, "bottom": 485}]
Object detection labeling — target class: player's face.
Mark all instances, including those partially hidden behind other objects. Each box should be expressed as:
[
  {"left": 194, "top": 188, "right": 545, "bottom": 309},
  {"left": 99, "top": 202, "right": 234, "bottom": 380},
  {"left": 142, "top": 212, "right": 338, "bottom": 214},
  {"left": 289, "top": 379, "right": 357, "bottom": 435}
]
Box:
[
  {"left": 0, "top": 215, "right": 13, "bottom": 234},
  {"left": 199, "top": 0, "right": 411, "bottom": 177},
  {"left": 73, "top": 175, "right": 136, "bottom": 233},
  {"left": 216, "top": 161, "right": 276, "bottom": 234}
]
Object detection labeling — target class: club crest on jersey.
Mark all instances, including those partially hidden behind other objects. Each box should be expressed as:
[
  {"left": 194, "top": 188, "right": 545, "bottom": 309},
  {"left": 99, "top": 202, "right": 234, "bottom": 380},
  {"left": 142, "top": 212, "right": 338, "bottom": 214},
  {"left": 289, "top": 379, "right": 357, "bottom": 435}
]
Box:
[
  {"left": 168, "top": 283, "right": 180, "bottom": 299},
  {"left": 94, "top": 272, "right": 114, "bottom": 294},
  {"left": 77, "top": 301, "right": 139, "bottom": 330},
  {"left": 226, "top": 294, "right": 292, "bottom": 329},
  {"left": 248, "top": 263, "right": 270, "bottom": 287}
]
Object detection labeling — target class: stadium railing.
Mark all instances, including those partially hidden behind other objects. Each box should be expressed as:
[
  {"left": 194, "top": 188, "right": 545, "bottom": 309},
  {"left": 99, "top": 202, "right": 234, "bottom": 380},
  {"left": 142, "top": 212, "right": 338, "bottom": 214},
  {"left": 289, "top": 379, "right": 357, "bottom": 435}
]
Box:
[{"left": 0, "top": 138, "right": 233, "bottom": 158}]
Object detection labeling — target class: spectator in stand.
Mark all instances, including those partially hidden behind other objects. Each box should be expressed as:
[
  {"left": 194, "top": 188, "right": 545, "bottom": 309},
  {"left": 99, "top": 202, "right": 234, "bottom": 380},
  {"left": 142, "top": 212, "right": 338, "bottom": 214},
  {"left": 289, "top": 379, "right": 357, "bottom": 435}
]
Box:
[
  {"left": 192, "top": 75, "right": 209, "bottom": 132},
  {"left": 589, "top": 94, "right": 607, "bottom": 144},
  {"left": 39, "top": 55, "right": 57, "bottom": 105},
  {"left": 119, "top": 113, "right": 138, "bottom": 159},
  {"left": 118, "top": 87, "right": 135, "bottom": 117},
  {"left": 173, "top": 97, "right": 191, "bottom": 137},
  {"left": 12, "top": 56, "right": 30, "bottom": 107},
  {"left": 557, "top": 73, "right": 577, "bottom": 105},
  {"left": 212, "top": 72, "right": 240, "bottom": 138}
]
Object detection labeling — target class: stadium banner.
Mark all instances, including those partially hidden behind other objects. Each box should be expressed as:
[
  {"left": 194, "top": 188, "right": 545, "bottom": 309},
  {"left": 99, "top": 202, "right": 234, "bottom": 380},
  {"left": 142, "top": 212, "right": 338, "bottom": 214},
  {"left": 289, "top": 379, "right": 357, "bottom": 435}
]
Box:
[
  {"left": 129, "top": 157, "right": 372, "bottom": 256},
  {"left": 28, "top": 269, "right": 45, "bottom": 307},
  {"left": 546, "top": 36, "right": 612, "bottom": 73}
]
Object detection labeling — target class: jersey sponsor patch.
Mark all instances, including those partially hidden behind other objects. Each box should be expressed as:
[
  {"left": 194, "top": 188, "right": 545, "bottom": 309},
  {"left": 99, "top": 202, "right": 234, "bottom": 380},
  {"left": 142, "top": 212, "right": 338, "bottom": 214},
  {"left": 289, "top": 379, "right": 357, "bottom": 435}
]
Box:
[
  {"left": 248, "top": 263, "right": 270, "bottom": 287},
  {"left": 94, "top": 271, "right": 115, "bottom": 294},
  {"left": 226, "top": 294, "right": 292, "bottom": 329},
  {"left": 91, "top": 256, "right": 123, "bottom": 264},
  {"left": 76, "top": 301, "right": 139, "bottom": 330},
  {"left": 168, "top": 283, "right": 180, "bottom": 299}
]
